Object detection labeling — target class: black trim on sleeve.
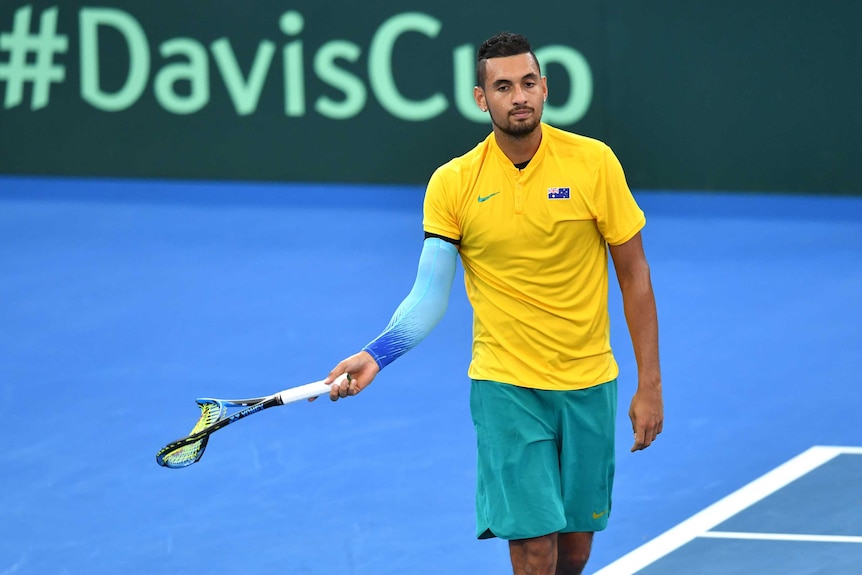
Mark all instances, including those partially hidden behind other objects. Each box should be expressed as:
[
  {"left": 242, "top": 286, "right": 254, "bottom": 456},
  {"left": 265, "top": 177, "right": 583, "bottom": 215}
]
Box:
[{"left": 424, "top": 231, "right": 460, "bottom": 245}]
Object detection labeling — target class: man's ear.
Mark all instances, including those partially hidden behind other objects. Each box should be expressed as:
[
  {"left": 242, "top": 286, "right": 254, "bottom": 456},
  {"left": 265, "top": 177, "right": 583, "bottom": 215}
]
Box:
[{"left": 474, "top": 86, "right": 487, "bottom": 112}]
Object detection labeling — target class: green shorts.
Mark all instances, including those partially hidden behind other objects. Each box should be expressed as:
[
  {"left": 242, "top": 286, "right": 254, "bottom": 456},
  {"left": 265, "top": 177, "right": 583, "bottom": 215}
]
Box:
[{"left": 470, "top": 379, "right": 618, "bottom": 540}]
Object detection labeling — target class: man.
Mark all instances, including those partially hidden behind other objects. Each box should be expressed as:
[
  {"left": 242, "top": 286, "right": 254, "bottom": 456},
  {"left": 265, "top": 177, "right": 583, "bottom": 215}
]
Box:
[{"left": 323, "top": 32, "right": 663, "bottom": 575}]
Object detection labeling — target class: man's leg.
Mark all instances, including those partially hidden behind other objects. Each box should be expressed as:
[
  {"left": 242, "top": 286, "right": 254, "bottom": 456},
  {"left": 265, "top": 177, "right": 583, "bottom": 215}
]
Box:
[
  {"left": 509, "top": 533, "right": 557, "bottom": 575},
  {"left": 555, "top": 381, "right": 615, "bottom": 574},
  {"left": 556, "top": 532, "right": 593, "bottom": 575},
  {"left": 508, "top": 532, "right": 593, "bottom": 575}
]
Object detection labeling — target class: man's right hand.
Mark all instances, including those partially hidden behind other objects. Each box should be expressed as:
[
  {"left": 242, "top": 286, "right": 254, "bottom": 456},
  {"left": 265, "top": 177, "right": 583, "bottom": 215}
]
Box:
[{"left": 322, "top": 350, "right": 380, "bottom": 401}]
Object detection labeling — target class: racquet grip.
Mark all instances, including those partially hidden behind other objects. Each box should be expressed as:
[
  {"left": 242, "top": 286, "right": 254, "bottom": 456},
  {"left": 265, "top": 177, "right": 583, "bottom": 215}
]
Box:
[{"left": 277, "top": 373, "right": 349, "bottom": 404}]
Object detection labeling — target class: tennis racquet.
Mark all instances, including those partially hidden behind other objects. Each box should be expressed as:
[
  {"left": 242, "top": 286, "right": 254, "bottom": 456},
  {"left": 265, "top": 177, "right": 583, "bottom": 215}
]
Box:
[{"left": 156, "top": 374, "right": 348, "bottom": 469}]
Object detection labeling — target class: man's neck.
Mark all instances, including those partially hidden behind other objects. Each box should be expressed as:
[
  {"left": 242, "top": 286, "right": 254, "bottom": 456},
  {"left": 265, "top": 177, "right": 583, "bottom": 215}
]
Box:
[{"left": 494, "top": 124, "right": 543, "bottom": 165}]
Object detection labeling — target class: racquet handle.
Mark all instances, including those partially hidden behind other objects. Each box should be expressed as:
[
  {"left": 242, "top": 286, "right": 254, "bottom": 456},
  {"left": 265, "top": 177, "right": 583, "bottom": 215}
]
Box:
[{"left": 276, "top": 373, "right": 349, "bottom": 404}]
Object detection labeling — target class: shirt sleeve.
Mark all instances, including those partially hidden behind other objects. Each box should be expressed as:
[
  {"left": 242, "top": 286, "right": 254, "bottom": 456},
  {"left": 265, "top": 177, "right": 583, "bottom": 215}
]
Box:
[
  {"left": 594, "top": 145, "right": 646, "bottom": 245},
  {"left": 422, "top": 166, "right": 462, "bottom": 241}
]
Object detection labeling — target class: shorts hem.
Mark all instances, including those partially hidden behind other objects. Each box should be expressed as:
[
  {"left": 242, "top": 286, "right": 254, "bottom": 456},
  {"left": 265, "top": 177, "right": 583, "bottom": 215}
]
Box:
[{"left": 476, "top": 521, "right": 568, "bottom": 541}]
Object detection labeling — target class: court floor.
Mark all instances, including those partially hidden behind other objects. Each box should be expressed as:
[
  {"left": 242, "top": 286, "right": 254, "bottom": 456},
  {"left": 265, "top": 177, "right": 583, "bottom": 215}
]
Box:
[
  {"left": 596, "top": 446, "right": 862, "bottom": 574},
  {"left": 1, "top": 176, "right": 860, "bottom": 574}
]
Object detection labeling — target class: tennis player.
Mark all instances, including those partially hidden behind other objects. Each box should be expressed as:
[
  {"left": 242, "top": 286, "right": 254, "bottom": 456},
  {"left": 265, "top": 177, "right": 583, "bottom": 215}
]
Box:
[{"left": 324, "top": 31, "right": 663, "bottom": 575}]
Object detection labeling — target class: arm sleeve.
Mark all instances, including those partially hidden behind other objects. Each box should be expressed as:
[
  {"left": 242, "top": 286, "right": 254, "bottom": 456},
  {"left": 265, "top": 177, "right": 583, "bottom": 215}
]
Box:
[{"left": 362, "top": 237, "right": 458, "bottom": 370}]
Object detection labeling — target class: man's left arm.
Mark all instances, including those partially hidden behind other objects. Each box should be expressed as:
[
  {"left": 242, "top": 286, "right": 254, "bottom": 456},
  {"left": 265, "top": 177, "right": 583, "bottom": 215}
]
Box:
[{"left": 609, "top": 232, "right": 664, "bottom": 452}]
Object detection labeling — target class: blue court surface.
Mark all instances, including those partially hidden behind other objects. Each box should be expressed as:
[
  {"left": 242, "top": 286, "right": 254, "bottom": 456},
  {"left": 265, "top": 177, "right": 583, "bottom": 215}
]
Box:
[{"left": 1, "top": 176, "right": 860, "bottom": 574}]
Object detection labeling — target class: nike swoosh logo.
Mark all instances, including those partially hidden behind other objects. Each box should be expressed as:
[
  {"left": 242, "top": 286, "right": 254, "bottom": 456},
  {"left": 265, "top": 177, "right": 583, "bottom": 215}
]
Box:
[
  {"left": 477, "top": 192, "right": 500, "bottom": 203},
  {"left": 592, "top": 511, "right": 608, "bottom": 520}
]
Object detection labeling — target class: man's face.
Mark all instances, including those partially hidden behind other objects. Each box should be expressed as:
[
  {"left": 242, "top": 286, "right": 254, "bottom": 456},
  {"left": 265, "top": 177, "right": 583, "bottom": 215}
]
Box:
[{"left": 475, "top": 53, "right": 547, "bottom": 138}]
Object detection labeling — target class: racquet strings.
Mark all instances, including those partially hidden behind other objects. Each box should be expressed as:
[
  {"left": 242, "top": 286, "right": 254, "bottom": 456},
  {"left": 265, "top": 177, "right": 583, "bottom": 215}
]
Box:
[{"left": 160, "top": 399, "right": 226, "bottom": 468}]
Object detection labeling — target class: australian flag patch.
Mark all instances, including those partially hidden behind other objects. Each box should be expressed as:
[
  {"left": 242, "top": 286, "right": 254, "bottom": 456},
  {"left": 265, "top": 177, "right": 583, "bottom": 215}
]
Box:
[{"left": 547, "top": 187, "right": 570, "bottom": 200}]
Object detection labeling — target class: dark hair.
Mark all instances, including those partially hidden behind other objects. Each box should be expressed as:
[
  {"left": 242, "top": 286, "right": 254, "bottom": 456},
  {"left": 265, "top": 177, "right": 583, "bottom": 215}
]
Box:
[{"left": 476, "top": 32, "right": 540, "bottom": 88}]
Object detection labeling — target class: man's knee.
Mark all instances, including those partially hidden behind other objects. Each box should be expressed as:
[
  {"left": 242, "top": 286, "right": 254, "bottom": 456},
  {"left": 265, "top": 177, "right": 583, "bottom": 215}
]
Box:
[
  {"left": 556, "top": 550, "right": 589, "bottom": 575},
  {"left": 556, "top": 532, "right": 593, "bottom": 575},
  {"left": 509, "top": 534, "right": 557, "bottom": 575}
]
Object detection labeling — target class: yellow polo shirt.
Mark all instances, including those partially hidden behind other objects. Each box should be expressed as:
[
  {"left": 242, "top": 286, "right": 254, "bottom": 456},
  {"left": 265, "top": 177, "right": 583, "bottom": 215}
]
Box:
[{"left": 423, "top": 123, "right": 645, "bottom": 390}]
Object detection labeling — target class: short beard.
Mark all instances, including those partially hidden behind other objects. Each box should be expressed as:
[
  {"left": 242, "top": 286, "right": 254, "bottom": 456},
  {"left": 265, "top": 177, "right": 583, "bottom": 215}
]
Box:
[{"left": 489, "top": 107, "right": 541, "bottom": 139}]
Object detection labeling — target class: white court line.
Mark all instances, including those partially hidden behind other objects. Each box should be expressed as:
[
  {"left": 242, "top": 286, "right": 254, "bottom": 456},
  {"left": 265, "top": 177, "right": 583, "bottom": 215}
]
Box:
[
  {"left": 592, "top": 446, "right": 862, "bottom": 575},
  {"left": 702, "top": 531, "right": 862, "bottom": 544}
]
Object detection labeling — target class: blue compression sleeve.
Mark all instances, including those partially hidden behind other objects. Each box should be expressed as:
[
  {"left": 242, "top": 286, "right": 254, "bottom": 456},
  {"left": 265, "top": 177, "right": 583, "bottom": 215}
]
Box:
[{"left": 362, "top": 237, "right": 458, "bottom": 370}]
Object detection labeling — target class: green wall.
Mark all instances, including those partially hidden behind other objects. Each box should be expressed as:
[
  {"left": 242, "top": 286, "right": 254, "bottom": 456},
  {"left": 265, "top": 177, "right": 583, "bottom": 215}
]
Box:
[{"left": 1, "top": 1, "right": 859, "bottom": 194}]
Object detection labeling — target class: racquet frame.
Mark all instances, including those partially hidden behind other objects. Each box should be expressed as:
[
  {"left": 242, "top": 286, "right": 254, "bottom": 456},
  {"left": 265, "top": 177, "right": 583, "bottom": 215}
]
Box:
[{"left": 156, "top": 374, "right": 347, "bottom": 468}]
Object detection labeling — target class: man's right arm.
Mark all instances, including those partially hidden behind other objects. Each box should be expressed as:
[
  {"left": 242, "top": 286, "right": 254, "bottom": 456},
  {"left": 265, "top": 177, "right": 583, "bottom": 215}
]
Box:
[{"left": 324, "top": 236, "right": 459, "bottom": 400}]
